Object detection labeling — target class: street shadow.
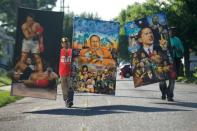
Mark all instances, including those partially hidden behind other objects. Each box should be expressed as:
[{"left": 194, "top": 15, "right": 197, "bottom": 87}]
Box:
[
  {"left": 152, "top": 101, "right": 197, "bottom": 109},
  {"left": 24, "top": 105, "right": 190, "bottom": 116}
]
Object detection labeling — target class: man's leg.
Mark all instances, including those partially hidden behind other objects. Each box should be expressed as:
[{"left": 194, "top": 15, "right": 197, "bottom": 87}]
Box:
[
  {"left": 159, "top": 81, "right": 167, "bottom": 100},
  {"left": 33, "top": 54, "right": 43, "bottom": 72},
  {"left": 60, "top": 77, "right": 68, "bottom": 101},
  {"left": 65, "top": 76, "right": 74, "bottom": 107},
  {"left": 20, "top": 52, "right": 28, "bottom": 64},
  {"left": 174, "top": 58, "right": 181, "bottom": 77},
  {"left": 166, "top": 79, "right": 175, "bottom": 101},
  {"left": 23, "top": 73, "right": 38, "bottom": 87},
  {"left": 13, "top": 53, "right": 28, "bottom": 82},
  {"left": 23, "top": 80, "right": 35, "bottom": 87}
]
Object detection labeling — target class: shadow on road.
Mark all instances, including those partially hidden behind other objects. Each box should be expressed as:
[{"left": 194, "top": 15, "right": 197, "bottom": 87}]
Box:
[
  {"left": 24, "top": 105, "right": 190, "bottom": 116},
  {"left": 152, "top": 101, "right": 197, "bottom": 109}
]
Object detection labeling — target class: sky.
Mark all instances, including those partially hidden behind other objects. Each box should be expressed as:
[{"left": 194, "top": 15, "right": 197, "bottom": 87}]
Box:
[{"left": 53, "top": 0, "right": 146, "bottom": 20}]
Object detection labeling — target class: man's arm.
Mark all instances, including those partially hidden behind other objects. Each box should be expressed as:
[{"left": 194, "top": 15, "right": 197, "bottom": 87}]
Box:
[
  {"left": 100, "top": 48, "right": 113, "bottom": 59},
  {"left": 52, "top": 72, "right": 58, "bottom": 79},
  {"left": 33, "top": 22, "right": 43, "bottom": 35},
  {"left": 21, "top": 24, "right": 34, "bottom": 39},
  {"left": 80, "top": 49, "right": 89, "bottom": 57},
  {"left": 159, "top": 38, "right": 168, "bottom": 50},
  {"left": 176, "top": 37, "right": 184, "bottom": 53}
]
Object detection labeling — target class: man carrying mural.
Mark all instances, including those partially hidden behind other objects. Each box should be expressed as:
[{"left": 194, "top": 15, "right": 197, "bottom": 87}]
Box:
[
  {"left": 80, "top": 35, "right": 116, "bottom": 66},
  {"left": 16, "top": 13, "right": 44, "bottom": 73},
  {"left": 159, "top": 27, "right": 184, "bottom": 101},
  {"left": 59, "top": 37, "right": 74, "bottom": 108},
  {"left": 169, "top": 27, "right": 184, "bottom": 77}
]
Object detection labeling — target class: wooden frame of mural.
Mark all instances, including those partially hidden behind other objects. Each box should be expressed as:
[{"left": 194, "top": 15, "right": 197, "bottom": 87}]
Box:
[
  {"left": 11, "top": 7, "right": 64, "bottom": 99},
  {"left": 71, "top": 17, "right": 120, "bottom": 94},
  {"left": 125, "top": 13, "right": 175, "bottom": 87}
]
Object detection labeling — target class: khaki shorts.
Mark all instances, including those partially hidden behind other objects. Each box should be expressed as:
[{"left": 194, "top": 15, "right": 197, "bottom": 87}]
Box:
[{"left": 22, "top": 39, "right": 39, "bottom": 54}]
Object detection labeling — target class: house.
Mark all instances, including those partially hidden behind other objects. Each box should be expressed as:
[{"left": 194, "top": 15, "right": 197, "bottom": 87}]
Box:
[{"left": 0, "top": 27, "right": 14, "bottom": 70}]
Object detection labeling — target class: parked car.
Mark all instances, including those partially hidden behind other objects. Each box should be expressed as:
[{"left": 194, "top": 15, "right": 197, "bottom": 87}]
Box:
[{"left": 119, "top": 64, "right": 133, "bottom": 78}]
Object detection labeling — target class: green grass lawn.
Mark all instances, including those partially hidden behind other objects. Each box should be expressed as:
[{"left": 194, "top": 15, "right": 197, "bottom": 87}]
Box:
[
  {"left": 0, "top": 72, "right": 22, "bottom": 107},
  {"left": 0, "top": 72, "right": 12, "bottom": 87},
  {"left": 0, "top": 91, "right": 22, "bottom": 107},
  {"left": 0, "top": 76, "right": 12, "bottom": 86}
]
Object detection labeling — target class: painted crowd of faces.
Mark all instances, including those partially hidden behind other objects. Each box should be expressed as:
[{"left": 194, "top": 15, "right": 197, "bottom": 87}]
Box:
[
  {"left": 125, "top": 13, "right": 173, "bottom": 87},
  {"left": 71, "top": 64, "right": 116, "bottom": 94},
  {"left": 71, "top": 17, "right": 120, "bottom": 94},
  {"left": 11, "top": 8, "right": 63, "bottom": 99}
]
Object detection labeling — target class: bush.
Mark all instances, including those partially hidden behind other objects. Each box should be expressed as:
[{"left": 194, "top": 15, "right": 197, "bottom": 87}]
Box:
[
  {"left": 192, "top": 67, "right": 197, "bottom": 84},
  {"left": 176, "top": 76, "right": 186, "bottom": 82},
  {"left": 177, "top": 67, "right": 197, "bottom": 84}
]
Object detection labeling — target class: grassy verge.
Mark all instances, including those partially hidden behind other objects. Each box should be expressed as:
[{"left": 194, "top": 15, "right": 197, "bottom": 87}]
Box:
[
  {"left": 0, "top": 91, "right": 22, "bottom": 107},
  {"left": 0, "top": 83, "right": 4, "bottom": 87},
  {"left": 177, "top": 76, "right": 197, "bottom": 84},
  {"left": 0, "top": 70, "right": 22, "bottom": 107},
  {"left": 0, "top": 73, "right": 12, "bottom": 87}
]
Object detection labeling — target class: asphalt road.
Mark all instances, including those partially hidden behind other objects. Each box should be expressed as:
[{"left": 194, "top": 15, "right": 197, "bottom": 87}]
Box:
[{"left": 0, "top": 75, "right": 197, "bottom": 131}]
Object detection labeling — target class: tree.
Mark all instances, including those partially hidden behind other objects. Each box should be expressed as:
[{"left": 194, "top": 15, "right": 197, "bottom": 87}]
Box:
[
  {"left": 62, "top": 12, "right": 101, "bottom": 41},
  {"left": 165, "top": 0, "right": 197, "bottom": 76},
  {"left": 78, "top": 12, "right": 100, "bottom": 20},
  {"left": 115, "top": 0, "right": 164, "bottom": 61},
  {"left": 0, "top": 0, "right": 57, "bottom": 36},
  {"left": 63, "top": 12, "right": 74, "bottom": 41},
  {"left": 116, "top": 0, "right": 197, "bottom": 76}
]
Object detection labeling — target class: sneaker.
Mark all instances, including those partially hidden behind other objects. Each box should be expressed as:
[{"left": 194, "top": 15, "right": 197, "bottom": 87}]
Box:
[
  {"left": 161, "top": 95, "right": 166, "bottom": 100},
  {"left": 65, "top": 101, "right": 73, "bottom": 108},
  {"left": 167, "top": 98, "right": 174, "bottom": 102}
]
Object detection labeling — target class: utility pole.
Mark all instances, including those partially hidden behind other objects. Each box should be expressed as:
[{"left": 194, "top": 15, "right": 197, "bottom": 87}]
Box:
[
  {"left": 60, "top": 0, "right": 70, "bottom": 36},
  {"left": 60, "top": 0, "right": 69, "bottom": 14}
]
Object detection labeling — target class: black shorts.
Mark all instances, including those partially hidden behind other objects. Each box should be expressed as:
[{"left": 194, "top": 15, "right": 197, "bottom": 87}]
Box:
[{"left": 20, "top": 67, "right": 34, "bottom": 80}]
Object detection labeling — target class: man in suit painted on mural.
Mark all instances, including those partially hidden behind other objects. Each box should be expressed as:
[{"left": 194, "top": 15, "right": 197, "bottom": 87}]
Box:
[{"left": 132, "top": 26, "right": 169, "bottom": 87}]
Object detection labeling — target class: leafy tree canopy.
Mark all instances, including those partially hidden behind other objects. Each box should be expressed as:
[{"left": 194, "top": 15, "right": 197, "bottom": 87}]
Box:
[
  {"left": 0, "top": 0, "right": 57, "bottom": 36},
  {"left": 115, "top": 0, "right": 197, "bottom": 58}
]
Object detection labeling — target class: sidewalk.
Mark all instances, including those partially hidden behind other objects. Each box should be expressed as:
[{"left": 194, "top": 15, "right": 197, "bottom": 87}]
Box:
[{"left": 0, "top": 85, "right": 11, "bottom": 91}]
